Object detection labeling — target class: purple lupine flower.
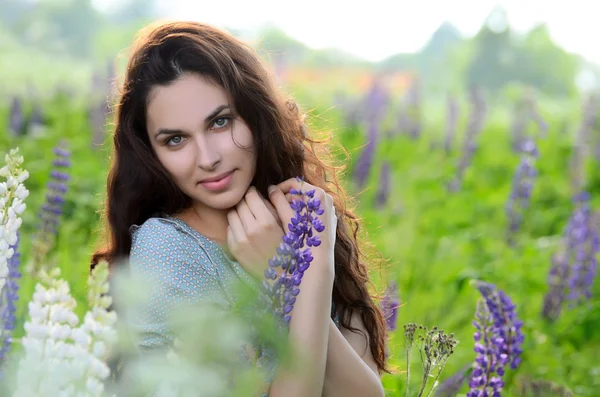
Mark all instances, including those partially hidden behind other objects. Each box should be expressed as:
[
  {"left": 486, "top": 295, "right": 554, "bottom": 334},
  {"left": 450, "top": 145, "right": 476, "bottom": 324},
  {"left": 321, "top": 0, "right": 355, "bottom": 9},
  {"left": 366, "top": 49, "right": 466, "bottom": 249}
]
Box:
[
  {"left": 505, "top": 139, "right": 539, "bottom": 245},
  {"left": 30, "top": 142, "right": 71, "bottom": 272},
  {"left": 528, "top": 96, "right": 549, "bottom": 139},
  {"left": 571, "top": 96, "right": 597, "bottom": 193},
  {"left": 444, "top": 94, "right": 459, "bottom": 154},
  {"left": 363, "top": 76, "right": 389, "bottom": 124},
  {"left": 29, "top": 102, "right": 46, "bottom": 130},
  {"left": 375, "top": 161, "right": 391, "bottom": 209},
  {"left": 353, "top": 121, "right": 378, "bottom": 190},
  {"left": 468, "top": 299, "right": 504, "bottom": 397},
  {"left": 516, "top": 376, "right": 575, "bottom": 397},
  {"left": 380, "top": 281, "right": 399, "bottom": 332},
  {"left": 338, "top": 94, "right": 364, "bottom": 128},
  {"left": 511, "top": 96, "right": 548, "bottom": 152},
  {"left": 448, "top": 86, "right": 487, "bottom": 192},
  {"left": 90, "top": 96, "right": 112, "bottom": 148},
  {"left": 542, "top": 192, "right": 599, "bottom": 321},
  {"left": 565, "top": 193, "right": 599, "bottom": 304},
  {"left": 542, "top": 251, "right": 568, "bottom": 322},
  {"left": 435, "top": 364, "right": 472, "bottom": 397},
  {"left": 0, "top": 233, "right": 21, "bottom": 373},
  {"left": 510, "top": 101, "right": 529, "bottom": 152},
  {"left": 398, "top": 77, "right": 422, "bottom": 139},
  {"left": 8, "top": 96, "right": 25, "bottom": 136},
  {"left": 263, "top": 178, "right": 325, "bottom": 324},
  {"left": 475, "top": 281, "right": 524, "bottom": 371}
]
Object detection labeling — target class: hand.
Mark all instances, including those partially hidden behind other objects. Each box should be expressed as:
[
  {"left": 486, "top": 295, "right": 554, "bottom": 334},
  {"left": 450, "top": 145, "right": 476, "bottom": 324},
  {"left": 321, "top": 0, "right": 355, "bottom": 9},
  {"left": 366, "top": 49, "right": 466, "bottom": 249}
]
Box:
[
  {"left": 268, "top": 178, "right": 337, "bottom": 277},
  {"left": 226, "top": 186, "right": 285, "bottom": 279}
]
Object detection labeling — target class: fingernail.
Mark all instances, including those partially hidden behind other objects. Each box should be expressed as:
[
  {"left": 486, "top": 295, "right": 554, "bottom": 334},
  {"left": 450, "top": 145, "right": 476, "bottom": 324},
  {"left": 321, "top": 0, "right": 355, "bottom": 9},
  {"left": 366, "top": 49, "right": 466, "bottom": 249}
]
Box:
[{"left": 268, "top": 185, "right": 276, "bottom": 195}]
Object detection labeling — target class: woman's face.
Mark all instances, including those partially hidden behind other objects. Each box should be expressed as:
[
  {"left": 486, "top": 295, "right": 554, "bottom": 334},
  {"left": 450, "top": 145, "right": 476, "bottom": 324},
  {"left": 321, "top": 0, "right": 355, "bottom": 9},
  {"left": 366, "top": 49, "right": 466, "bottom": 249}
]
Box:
[{"left": 146, "top": 73, "right": 256, "bottom": 212}]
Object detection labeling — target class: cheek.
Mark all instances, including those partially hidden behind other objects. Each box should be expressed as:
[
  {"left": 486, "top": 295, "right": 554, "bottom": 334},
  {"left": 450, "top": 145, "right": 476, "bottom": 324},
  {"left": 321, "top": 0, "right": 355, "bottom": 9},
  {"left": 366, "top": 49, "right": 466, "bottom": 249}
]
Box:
[
  {"left": 156, "top": 150, "right": 195, "bottom": 180},
  {"left": 231, "top": 123, "right": 254, "bottom": 149}
]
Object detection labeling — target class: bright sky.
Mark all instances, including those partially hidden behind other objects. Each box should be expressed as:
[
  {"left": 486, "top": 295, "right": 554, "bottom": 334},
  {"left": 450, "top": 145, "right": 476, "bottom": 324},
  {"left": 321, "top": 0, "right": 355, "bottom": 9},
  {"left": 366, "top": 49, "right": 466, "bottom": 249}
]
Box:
[{"left": 95, "top": 0, "right": 599, "bottom": 65}]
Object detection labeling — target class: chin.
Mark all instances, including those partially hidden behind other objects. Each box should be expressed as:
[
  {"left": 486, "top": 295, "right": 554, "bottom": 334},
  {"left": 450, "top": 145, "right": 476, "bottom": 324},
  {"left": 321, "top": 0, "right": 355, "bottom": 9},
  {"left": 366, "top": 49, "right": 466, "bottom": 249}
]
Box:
[{"left": 199, "top": 189, "right": 246, "bottom": 211}]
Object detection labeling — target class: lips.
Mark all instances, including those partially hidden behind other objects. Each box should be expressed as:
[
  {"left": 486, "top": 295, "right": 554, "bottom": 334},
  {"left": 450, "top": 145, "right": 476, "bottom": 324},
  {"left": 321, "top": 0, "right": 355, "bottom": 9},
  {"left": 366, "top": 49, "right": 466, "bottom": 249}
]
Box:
[{"left": 200, "top": 171, "right": 234, "bottom": 183}]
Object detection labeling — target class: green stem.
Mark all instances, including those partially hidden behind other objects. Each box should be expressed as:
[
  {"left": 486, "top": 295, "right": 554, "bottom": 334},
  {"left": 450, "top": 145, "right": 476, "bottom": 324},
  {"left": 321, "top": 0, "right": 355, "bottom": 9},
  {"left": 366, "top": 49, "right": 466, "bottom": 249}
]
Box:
[
  {"left": 405, "top": 346, "right": 411, "bottom": 397},
  {"left": 417, "top": 362, "right": 431, "bottom": 397}
]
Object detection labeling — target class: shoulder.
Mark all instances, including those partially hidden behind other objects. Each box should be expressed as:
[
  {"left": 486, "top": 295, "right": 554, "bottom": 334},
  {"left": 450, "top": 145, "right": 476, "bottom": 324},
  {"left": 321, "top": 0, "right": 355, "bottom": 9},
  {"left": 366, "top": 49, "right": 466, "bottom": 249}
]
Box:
[
  {"left": 130, "top": 217, "right": 180, "bottom": 248},
  {"left": 129, "top": 217, "right": 218, "bottom": 278}
]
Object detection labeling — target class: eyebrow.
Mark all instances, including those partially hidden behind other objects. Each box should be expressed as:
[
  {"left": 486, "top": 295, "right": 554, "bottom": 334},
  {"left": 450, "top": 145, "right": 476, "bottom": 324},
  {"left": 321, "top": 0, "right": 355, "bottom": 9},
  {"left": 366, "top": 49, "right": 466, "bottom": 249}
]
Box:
[{"left": 154, "top": 104, "right": 231, "bottom": 139}]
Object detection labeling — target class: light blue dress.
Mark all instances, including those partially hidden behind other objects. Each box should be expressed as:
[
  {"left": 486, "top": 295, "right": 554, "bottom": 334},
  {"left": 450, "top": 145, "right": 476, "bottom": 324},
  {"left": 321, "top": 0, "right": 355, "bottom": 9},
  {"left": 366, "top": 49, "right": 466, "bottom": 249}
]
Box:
[{"left": 127, "top": 214, "right": 339, "bottom": 394}]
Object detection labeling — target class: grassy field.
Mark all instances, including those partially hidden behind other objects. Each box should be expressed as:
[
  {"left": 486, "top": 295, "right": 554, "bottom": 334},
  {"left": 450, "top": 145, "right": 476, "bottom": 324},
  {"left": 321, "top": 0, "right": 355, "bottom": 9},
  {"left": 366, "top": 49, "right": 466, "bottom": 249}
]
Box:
[{"left": 1, "top": 71, "right": 599, "bottom": 396}]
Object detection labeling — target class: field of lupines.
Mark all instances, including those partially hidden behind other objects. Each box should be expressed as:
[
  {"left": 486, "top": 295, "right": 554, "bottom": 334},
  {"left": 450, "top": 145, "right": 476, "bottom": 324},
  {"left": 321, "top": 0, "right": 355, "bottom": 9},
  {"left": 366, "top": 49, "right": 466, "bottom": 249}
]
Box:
[{"left": 0, "top": 68, "right": 599, "bottom": 397}]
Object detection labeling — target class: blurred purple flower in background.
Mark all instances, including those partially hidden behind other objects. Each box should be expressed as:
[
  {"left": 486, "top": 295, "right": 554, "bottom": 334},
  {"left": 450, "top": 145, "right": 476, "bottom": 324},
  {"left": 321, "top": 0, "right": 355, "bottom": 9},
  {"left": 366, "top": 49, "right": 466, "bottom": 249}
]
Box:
[
  {"left": 448, "top": 86, "right": 487, "bottom": 192},
  {"left": 444, "top": 94, "right": 460, "bottom": 154},
  {"left": 398, "top": 77, "right": 422, "bottom": 139},
  {"left": 542, "top": 192, "right": 599, "bottom": 321},
  {"left": 375, "top": 161, "right": 391, "bottom": 209},
  {"left": 29, "top": 142, "right": 71, "bottom": 276},
  {"left": 380, "top": 281, "right": 400, "bottom": 332},
  {"left": 363, "top": 76, "right": 390, "bottom": 124},
  {"left": 435, "top": 365, "right": 472, "bottom": 397},
  {"left": 353, "top": 121, "right": 379, "bottom": 190},
  {"left": 8, "top": 97, "right": 25, "bottom": 137},
  {"left": 571, "top": 96, "right": 597, "bottom": 193},
  {"left": 505, "top": 138, "right": 539, "bottom": 245}
]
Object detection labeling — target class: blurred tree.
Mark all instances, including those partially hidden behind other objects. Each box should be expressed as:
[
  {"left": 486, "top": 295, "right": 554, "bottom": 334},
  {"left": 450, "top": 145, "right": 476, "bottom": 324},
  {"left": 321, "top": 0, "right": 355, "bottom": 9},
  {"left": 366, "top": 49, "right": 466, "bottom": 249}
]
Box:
[
  {"left": 10, "top": 0, "right": 101, "bottom": 58},
  {"left": 466, "top": 7, "right": 579, "bottom": 97},
  {"left": 466, "top": 6, "right": 515, "bottom": 92},
  {"left": 511, "top": 23, "right": 578, "bottom": 96}
]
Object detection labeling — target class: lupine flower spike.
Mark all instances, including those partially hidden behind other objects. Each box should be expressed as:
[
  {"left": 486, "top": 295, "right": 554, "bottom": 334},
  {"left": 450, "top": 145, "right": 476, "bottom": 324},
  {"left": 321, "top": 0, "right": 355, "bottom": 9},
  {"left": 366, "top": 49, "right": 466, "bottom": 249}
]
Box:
[
  {"left": 0, "top": 148, "right": 29, "bottom": 296},
  {"left": 505, "top": 139, "right": 539, "bottom": 245},
  {"left": 444, "top": 95, "right": 459, "bottom": 154},
  {"left": 14, "top": 262, "right": 117, "bottom": 397},
  {"left": 468, "top": 281, "right": 524, "bottom": 397},
  {"left": 28, "top": 142, "right": 71, "bottom": 276},
  {"left": 448, "top": 87, "right": 487, "bottom": 192},
  {"left": 435, "top": 365, "right": 472, "bottom": 397},
  {"left": 380, "top": 281, "right": 400, "bottom": 332},
  {"left": 375, "top": 161, "right": 392, "bottom": 210},
  {"left": 353, "top": 121, "right": 379, "bottom": 190},
  {"left": 262, "top": 177, "right": 325, "bottom": 325},
  {"left": 542, "top": 192, "right": 599, "bottom": 321}
]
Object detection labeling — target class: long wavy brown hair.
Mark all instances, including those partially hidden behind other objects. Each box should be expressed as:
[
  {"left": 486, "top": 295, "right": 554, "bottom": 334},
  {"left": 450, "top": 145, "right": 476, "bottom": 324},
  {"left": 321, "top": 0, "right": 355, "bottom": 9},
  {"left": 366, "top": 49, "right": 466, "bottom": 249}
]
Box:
[{"left": 92, "top": 20, "right": 389, "bottom": 373}]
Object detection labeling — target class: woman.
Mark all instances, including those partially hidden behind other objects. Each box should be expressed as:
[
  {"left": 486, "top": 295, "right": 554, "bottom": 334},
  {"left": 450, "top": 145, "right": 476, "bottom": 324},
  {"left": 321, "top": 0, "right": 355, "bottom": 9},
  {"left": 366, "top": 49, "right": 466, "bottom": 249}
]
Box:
[{"left": 92, "top": 20, "right": 387, "bottom": 397}]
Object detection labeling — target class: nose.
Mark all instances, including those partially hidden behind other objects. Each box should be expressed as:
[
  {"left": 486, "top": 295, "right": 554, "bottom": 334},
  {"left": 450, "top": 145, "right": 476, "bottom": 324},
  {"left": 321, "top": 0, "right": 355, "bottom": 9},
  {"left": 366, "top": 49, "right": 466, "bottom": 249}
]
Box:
[{"left": 194, "top": 135, "right": 221, "bottom": 170}]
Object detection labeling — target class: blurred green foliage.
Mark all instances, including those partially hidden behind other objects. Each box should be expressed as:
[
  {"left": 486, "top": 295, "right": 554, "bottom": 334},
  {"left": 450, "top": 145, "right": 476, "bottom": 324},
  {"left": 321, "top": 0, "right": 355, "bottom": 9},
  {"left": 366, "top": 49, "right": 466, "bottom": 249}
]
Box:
[
  {"left": 2, "top": 82, "right": 599, "bottom": 396},
  {"left": 1, "top": 3, "right": 600, "bottom": 396}
]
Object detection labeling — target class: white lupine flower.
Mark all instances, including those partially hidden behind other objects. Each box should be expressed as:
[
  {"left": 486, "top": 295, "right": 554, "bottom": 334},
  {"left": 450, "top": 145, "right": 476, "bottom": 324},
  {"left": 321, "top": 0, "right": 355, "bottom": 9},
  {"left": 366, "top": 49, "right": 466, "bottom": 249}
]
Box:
[
  {"left": 14, "top": 262, "right": 117, "bottom": 397},
  {"left": 0, "top": 147, "right": 29, "bottom": 297}
]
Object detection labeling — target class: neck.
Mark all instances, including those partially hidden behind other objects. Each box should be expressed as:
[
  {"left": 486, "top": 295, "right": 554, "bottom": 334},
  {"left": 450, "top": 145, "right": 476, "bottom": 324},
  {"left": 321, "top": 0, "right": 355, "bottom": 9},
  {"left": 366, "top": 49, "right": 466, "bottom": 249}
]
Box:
[{"left": 177, "top": 204, "right": 229, "bottom": 248}]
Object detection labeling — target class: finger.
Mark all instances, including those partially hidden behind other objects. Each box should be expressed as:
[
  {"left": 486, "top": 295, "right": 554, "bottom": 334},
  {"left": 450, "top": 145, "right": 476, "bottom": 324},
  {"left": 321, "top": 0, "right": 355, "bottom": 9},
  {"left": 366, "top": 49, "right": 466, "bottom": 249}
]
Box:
[
  {"left": 245, "top": 187, "right": 274, "bottom": 221},
  {"left": 268, "top": 185, "right": 295, "bottom": 233},
  {"left": 276, "top": 178, "right": 316, "bottom": 195},
  {"left": 227, "top": 210, "right": 247, "bottom": 242},
  {"left": 236, "top": 198, "right": 255, "bottom": 231},
  {"left": 260, "top": 195, "right": 283, "bottom": 228},
  {"left": 226, "top": 225, "right": 236, "bottom": 253}
]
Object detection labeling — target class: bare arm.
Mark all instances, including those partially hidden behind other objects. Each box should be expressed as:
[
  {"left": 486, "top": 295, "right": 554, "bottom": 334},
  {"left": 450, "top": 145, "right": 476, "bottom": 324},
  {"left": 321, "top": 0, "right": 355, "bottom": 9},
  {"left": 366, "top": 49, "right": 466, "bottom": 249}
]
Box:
[
  {"left": 268, "top": 264, "right": 334, "bottom": 397},
  {"left": 323, "top": 313, "right": 385, "bottom": 397}
]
